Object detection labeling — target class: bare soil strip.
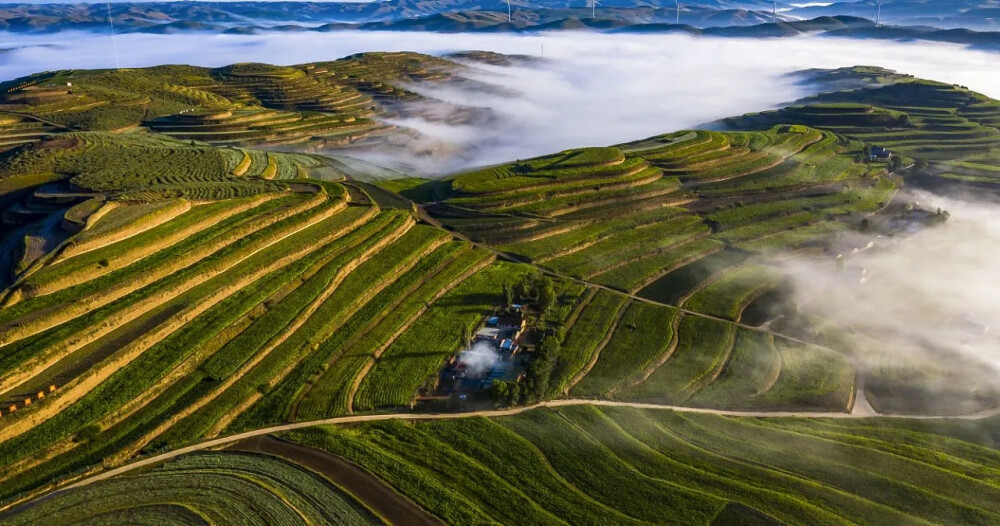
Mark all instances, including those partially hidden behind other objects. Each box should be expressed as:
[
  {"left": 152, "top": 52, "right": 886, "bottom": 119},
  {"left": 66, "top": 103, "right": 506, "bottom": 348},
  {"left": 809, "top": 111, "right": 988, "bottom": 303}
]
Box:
[{"left": 229, "top": 435, "right": 441, "bottom": 526}]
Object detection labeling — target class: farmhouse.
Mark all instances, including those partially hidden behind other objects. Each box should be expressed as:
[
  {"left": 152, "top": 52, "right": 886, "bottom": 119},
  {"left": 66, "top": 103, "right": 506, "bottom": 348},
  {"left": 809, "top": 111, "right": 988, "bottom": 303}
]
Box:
[
  {"left": 870, "top": 146, "right": 891, "bottom": 161},
  {"left": 439, "top": 305, "right": 529, "bottom": 396}
]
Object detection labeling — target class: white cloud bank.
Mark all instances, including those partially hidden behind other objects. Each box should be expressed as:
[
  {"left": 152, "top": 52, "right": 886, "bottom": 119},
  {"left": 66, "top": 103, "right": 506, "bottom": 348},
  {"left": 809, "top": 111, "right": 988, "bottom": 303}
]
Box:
[
  {"left": 786, "top": 193, "right": 1000, "bottom": 373},
  {"left": 2, "top": 30, "right": 1000, "bottom": 172}
]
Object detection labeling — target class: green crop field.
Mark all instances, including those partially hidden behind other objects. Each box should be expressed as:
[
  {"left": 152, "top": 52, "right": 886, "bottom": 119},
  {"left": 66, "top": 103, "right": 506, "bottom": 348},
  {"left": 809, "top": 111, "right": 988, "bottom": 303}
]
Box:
[
  {"left": 1, "top": 451, "right": 380, "bottom": 525},
  {"left": 1, "top": 58, "right": 999, "bottom": 522},
  {"left": 7, "top": 407, "right": 1000, "bottom": 525},
  {"left": 274, "top": 407, "right": 1000, "bottom": 525}
]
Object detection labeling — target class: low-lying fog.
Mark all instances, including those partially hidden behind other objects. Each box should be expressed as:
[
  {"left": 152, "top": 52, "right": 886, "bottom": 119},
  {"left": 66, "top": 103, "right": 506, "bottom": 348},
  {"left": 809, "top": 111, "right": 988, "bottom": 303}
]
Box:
[
  {"left": 787, "top": 193, "right": 1000, "bottom": 372},
  {"left": 3, "top": 30, "right": 1000, "bottom": 172}
]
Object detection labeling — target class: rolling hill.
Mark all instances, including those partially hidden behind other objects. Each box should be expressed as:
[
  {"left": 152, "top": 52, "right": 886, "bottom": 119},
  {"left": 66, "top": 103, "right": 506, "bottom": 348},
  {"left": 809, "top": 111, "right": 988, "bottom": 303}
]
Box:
[
  {"left": 0, "top": 56, "right": 999, "bottom": 523},
  {"left": 0, "top": 52, "right": 480, "bottom": 152}
]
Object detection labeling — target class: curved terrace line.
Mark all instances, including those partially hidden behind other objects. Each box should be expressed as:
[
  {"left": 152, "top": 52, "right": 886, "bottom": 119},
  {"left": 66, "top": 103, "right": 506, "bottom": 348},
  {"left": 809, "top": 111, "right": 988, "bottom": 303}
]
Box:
[{"left": 5, "top": 397, "right": 993, "bottom": 514}]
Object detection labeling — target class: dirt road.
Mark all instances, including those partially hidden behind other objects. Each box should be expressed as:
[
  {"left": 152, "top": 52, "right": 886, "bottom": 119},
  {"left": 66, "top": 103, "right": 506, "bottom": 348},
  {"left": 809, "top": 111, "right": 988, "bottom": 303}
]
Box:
[{"left": 43, "top": 397, "right": 1000, "bottom": 501}]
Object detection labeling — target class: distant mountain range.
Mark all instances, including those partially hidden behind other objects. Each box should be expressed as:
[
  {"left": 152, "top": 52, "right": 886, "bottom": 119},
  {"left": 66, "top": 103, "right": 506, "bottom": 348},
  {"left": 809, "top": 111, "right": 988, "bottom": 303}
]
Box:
[
  {"left": 1, "top": 0, "right": 1000, "bottom": 49},
  {"left": 1, "top": 0, "right": 999, "bottom": 34}
]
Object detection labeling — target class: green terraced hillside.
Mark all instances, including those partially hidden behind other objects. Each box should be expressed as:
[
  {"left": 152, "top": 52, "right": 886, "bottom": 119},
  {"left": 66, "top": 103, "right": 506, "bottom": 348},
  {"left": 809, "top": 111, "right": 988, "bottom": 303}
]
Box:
[
  {"left": 0, "top": 52, "right": 468, "bottom": 151},
  {"left": 725, "top": 74, "right": 1000, "bottom": 193},
  {"left": 1, "top": 451, "right": 382, "bottom": 525},
  {"left": 7, "top": 407, "right": 1000, "bottom": 525},
  {"left": 2, "top": 61, "right": 999, "bottom": 519},
  {"left": 426, "top": 126, "right": 890, "bottom": 310}
]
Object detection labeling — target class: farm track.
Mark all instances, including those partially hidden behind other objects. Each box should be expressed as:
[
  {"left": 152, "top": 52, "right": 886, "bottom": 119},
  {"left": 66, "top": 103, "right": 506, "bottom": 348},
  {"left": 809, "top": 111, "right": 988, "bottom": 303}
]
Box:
[
  {"left": 22, "top": 397, "right": 1000, "bottom": 514},
  {"left": 417, "top": 205, "right": 827, "bottom": 351}
]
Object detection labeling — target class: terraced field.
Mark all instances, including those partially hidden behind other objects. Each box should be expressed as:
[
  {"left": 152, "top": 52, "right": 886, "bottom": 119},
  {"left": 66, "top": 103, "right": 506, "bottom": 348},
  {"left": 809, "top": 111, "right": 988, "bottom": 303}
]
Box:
[
  {"left": 3, "top": 60, "right": 1000, "bottom": 521},
  {"left": 725, "top": 73, "right": 1000, "bottom": 193},
  {"left": 430, "top": 126, "right": 891, "bottom": 309},
  {"left": 1, "top": 451, "right": 381, "bottom": 525},
  {"left": 289, "top": 407, "right": 1000, "bottom": 526},
  {"left": 15, "top": 406, "right": 1000, "bottom": 525},
  {"left": 0, "top": 150, "right": 519, "bottom": 505},
  {"left": 0, "top": 52, "right": 469, "bottom": 150}
]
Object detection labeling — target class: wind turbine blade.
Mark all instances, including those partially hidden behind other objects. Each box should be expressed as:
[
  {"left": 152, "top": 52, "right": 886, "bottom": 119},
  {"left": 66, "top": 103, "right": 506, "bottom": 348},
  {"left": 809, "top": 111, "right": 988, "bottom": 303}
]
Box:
[{"left": 106, "top": 2, "right": 120, "bottom": 70}]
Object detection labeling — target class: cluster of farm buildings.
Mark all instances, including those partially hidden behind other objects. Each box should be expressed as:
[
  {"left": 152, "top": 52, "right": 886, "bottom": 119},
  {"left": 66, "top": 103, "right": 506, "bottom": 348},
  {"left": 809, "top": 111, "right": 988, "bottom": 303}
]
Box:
[{"left": 440, "top": 306, "right": 528, "bottom": 394}]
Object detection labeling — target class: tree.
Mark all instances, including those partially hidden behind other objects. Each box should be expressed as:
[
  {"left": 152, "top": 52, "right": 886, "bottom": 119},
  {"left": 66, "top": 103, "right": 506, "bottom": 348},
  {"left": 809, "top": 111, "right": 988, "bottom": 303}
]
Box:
[
  {"left": 460, "top": 325, "right": 472, "bottom": 349},
  {"left": 489, "top": 380, "right": 509, "bottom": 407},
  {"left": 537, "top": 279, "right": 556, "bottom": 314},
  {"left": 888, "top": 155, "right": 902, "bottom": 173},
  {"left": 515, "top": 276, "right": 532, "bottom": 302},
  {"left": 862, "top": 145, "right": 872, "bottom": 162},
  {"left": 503, "top": 282, "right": 515, "bottom": 306},
  {"left": 525, "top": 335, "right": 561, "bottom": 403},
  {"left": 509, "top": 382, "right": 523, "bottom": 406}
]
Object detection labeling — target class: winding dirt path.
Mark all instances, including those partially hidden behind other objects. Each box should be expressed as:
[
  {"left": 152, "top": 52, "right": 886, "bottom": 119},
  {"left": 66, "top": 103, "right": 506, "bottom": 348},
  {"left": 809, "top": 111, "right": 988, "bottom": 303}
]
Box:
[
  {"left": 416, "top": 204, "right": 828, "bottom": 351},
  {"left": 25, "top": 397, "right": 999, "bottom": 511}
]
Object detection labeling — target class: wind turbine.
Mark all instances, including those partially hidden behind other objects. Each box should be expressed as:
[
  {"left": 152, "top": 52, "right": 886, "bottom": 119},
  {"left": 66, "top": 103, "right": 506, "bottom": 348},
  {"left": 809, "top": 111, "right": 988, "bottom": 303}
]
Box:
[
  {"left": 588, "top": 0, "right": 600, "bottom": 19},
  {"left": 505, "top": 0, "right": 511, "bottom": 22},
  {"left": 874, "top": 0, "right": 882, "bottom": 27},
  {"left": 675, "top": 0, "right": 680, "bottom": 25},
  {"left": 106, "top": 2, "right": 120, "bottom": 70},
  {"left": 772, "top": 1, "right": 777, "bottom": 24}
]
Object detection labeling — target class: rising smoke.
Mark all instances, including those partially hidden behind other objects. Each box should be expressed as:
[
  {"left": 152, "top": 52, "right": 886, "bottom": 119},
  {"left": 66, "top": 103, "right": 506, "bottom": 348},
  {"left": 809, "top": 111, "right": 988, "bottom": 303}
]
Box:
[{"left": 458, "top": 341, "right": 501, "bottom": 378}]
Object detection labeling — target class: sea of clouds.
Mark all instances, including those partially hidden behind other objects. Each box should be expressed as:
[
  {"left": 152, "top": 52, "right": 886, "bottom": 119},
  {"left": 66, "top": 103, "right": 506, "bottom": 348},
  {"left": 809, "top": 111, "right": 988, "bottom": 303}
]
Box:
[{"left": 3, "top": 30, "right": 1000, "bottom": 172}]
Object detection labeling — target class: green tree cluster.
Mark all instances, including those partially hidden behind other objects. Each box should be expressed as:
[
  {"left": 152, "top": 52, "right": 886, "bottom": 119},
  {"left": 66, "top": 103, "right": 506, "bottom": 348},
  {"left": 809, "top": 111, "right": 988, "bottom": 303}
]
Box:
[{"left": 512, "top": 273, "right": 556, "bottom": 313}]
